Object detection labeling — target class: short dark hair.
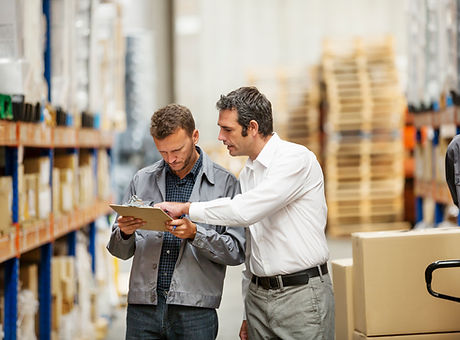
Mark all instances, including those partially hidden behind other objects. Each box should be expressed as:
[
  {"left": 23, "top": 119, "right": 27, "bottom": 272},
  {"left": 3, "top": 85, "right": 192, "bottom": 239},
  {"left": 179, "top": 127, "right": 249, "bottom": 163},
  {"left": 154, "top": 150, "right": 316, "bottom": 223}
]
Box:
[
  {"left": 216, "top": 86, "right": 273, "bottom": 137},
  {"left": 150, "top": 104, "right": 195, "bottom": 139}
]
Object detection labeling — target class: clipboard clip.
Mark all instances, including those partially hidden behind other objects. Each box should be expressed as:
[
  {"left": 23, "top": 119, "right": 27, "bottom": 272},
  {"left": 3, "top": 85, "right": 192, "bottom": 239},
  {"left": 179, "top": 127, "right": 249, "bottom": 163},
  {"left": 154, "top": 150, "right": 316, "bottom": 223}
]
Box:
[{"left": 125, "top": 195, "right": 148, "bottom": 207}]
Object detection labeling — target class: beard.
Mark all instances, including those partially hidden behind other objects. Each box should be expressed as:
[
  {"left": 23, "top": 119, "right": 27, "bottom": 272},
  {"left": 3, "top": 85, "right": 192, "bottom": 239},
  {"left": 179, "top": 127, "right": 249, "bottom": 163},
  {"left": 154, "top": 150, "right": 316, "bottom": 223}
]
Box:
[{"left": 169, "top": 145, "right": 198, "bottom": 175}]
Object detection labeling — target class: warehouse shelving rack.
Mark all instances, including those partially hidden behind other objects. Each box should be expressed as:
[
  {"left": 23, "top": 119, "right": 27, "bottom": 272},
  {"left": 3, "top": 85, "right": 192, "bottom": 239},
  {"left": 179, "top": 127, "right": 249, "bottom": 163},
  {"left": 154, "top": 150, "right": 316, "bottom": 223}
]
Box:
[
  {"left": 412, "top": 100, "right": 460, "bottom": 226},
  {"left": 0, "top": 120, "right": 114, "bottom": 340}
]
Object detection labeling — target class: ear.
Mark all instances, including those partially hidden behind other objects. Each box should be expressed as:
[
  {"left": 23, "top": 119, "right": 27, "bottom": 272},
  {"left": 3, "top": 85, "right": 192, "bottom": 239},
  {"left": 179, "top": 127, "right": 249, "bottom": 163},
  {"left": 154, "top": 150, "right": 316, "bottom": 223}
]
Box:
[
  {"left": 248, "top": 120, "right": 259, "bottom": 136},
  {"left": 192, "top": 129, "right": 199, "bottom": 144}
]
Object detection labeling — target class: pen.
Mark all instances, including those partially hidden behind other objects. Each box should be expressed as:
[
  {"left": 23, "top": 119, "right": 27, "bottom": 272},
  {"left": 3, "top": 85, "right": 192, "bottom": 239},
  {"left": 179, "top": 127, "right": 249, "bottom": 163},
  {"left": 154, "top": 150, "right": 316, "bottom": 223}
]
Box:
[{"left": 172, "top": 214, "right": 187, "bottom": 231}]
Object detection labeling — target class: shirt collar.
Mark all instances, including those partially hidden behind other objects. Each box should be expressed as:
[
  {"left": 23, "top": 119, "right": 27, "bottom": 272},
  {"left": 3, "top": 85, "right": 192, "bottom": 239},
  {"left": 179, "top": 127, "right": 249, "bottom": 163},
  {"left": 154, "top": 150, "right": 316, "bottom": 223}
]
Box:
[{"left": 249, "top": 132, "right": 279, "bottom": 169}]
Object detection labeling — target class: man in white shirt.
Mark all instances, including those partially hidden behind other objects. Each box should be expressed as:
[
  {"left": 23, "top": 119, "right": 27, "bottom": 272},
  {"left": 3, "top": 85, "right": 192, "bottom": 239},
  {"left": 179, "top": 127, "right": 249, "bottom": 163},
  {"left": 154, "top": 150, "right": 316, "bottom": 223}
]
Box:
[{"left": 157, "top": 86, "right": 334, "bottom": 340}]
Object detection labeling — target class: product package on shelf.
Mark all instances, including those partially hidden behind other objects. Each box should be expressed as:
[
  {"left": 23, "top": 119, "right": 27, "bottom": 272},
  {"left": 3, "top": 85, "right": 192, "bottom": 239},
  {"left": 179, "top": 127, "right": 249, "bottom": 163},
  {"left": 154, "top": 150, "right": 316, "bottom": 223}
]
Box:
[{"left": 0, "top": 176, "right": 12, "bottom": 235}]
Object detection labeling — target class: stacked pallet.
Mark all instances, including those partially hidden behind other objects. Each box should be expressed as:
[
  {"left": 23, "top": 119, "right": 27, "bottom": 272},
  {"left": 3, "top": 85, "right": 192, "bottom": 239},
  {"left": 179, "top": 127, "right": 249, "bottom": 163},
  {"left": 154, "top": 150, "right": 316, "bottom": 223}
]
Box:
[
  {"left": 323, "top": 37, "right": 404, "bottom": 133},
  {"left": 248, "top": 67, "right": 321, "bottom": 159},
  {"left": 322, "top": 37, "right": 407, "bottom": 236}
]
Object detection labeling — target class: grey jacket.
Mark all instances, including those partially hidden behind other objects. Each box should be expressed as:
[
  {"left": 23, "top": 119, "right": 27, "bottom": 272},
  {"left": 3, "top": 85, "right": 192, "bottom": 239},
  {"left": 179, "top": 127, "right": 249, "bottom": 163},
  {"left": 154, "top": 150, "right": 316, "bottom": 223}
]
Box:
[
  {"left": 107, "top": 151, "right": 245, "bottom": 308},
  {"left": 446, "top": 134, "right": 460, "bottom": 207}
]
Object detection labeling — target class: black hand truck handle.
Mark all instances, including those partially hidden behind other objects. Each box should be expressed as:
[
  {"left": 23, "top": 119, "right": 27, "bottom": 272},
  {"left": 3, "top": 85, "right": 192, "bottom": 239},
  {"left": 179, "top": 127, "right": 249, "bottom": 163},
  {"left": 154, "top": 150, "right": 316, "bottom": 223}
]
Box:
[{"left": 425, "top": 260, "right": 460, "bottom": 303}]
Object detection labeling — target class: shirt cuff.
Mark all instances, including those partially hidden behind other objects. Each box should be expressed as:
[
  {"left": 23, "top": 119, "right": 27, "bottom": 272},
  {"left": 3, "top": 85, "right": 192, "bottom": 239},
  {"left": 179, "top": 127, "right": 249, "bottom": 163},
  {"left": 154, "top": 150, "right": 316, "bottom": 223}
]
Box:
[{"left": 189, "top": 201, "right": 207, "bottom": 223}]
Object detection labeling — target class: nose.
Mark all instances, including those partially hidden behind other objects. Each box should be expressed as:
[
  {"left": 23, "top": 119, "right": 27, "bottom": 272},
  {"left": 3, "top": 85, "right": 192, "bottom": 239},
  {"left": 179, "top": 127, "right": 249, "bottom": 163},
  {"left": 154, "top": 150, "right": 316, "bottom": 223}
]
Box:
[
  {"left": 218, "top": 129, "right": 225, "bottom": 142},
  {"left": 163, "top": 153, "right": 176, "bottom": 164}
]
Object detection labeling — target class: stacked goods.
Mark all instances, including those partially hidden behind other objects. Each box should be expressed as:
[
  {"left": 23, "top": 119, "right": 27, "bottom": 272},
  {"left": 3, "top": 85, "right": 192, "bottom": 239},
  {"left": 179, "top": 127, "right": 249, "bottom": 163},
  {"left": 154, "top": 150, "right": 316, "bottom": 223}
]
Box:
[
  {"left": 23, "top": 157, "right": 52, "bottom": 225},
  {"left": 97, "top": 149, "right": 111, "bottom": 201},
  {"left": 407, "top": 0, "right": 457, "bottom": 111},
  {"left": 322, "top": 37, "right": 406, "bottom": 236},
  {"left": 18, "top": 263, "right": 38, "bottom": 339},
  {"left": 54, "top": 153, "right": 78, "bottom": 213},
  {"left": 79, "top": 151, "right": 95, "bottom": 208},
  {"left": 52, "top": 256, "right": 76, "bottom": 332},
  {"left": 248, "top": 66, "right": 322, "bottom": 159}
]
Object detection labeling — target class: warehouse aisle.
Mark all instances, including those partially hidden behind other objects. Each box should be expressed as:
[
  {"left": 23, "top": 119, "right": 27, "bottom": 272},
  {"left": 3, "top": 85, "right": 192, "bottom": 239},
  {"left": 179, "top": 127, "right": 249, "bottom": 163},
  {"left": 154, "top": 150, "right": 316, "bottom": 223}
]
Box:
[{"left": 104, "top": 237, "right": 351, "bottom": 339}]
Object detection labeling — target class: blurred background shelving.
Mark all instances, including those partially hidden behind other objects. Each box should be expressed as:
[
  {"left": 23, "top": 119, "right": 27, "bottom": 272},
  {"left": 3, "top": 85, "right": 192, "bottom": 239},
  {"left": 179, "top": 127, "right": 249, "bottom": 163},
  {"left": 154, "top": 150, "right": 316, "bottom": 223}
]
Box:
[{"left": 2, "top": 0, "right": 460, "bottom": 339}]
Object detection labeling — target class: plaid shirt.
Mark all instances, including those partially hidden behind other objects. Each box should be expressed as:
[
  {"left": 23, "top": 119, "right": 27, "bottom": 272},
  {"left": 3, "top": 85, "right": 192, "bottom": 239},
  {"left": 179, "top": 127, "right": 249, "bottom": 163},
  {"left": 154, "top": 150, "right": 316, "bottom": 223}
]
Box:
[{"left": 157, "top": 148, "right": 203, "bottom": 290}]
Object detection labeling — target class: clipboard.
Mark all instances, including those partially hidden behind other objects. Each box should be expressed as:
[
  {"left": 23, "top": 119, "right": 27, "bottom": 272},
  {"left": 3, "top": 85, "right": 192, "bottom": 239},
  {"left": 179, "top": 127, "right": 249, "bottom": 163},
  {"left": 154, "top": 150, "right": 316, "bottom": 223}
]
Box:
[{"left": 109, "top": 204, "right": 173, "bottom": 231}]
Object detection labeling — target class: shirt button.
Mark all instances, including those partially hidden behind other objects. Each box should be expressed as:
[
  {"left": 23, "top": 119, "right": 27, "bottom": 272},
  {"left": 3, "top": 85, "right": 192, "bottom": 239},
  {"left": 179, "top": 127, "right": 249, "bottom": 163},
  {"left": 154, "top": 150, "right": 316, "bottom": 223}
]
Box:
[
  {"left": 153, "top": 264, "right": 157, "bottom": 269},
  {"left": 166, "top": 250, "right": 170, "bottom": 254}
]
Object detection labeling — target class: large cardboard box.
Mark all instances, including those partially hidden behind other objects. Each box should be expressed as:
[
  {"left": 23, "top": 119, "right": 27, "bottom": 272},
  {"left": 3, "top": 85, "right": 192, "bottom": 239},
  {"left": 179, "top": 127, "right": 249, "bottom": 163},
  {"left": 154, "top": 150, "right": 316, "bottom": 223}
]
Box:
[
  {"left": 332, "top": 258, "right": 353, "bottom": 340},
  {"left": 353, "top": 228, "right": 460, "bottom": 336},
  {"left": 354, "top": 331, "right": 460, "bottom": 339}
]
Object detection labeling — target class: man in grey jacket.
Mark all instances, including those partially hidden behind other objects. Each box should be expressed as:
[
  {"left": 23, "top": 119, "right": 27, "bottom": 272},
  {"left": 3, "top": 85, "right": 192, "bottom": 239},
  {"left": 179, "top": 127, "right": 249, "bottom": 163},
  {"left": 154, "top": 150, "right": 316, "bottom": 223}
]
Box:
[{"left": 107, "top": 104, "right": 246, "bottom": 339}]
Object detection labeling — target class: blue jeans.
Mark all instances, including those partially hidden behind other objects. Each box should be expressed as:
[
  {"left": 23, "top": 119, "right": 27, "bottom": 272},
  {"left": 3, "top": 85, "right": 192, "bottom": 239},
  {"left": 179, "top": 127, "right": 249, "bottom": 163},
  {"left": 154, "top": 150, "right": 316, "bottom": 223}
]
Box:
[{"left": 126, "top": 290, "right": 218, "bottom": 340}]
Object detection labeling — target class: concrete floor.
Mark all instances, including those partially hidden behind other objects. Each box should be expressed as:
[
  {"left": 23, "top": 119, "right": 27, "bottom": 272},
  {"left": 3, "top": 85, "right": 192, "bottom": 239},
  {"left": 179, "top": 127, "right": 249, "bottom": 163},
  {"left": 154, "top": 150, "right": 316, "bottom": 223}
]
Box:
[{"left": 105, "top": 237, "right": 352, "bottom": 340}]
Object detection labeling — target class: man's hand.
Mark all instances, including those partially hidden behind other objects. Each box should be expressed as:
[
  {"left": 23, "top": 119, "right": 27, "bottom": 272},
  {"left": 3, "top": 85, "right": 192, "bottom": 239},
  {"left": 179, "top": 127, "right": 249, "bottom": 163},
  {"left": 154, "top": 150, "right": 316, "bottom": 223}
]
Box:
[
  {"left": 117, "top": 216, "right": 146, "bottom": 235},
  {"left": 155, "top": 202, "right": 190, "bottom": 218},
  {"left": 166, "top": 218, "right": 197, "bottom": 240},
  {"left": 239, "top": 320, "right": 248, "bottom": 340}
]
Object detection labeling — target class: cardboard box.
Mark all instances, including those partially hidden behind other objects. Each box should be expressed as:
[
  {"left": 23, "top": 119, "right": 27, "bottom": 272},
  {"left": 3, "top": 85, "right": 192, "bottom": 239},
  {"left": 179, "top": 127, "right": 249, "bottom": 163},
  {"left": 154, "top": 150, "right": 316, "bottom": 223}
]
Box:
[
  {"left": 24, "top": 157, "right": 50, "bottom": 186},
  {"left": 54, "top": 154, "right": 77, "bottom": 170},
  {"left": 52, "top": 256, "right": 75, "bottom": 300},
  {"left": 78, "top": 165, "right": 94, "bottom": 206},
  {"left": 24, "top": 173, "right": 38, "bottom": 220},
  {"left": 97, "top": 150, "right": 111, "bottom": 199},
  {"left": 354, "top": 331, "right": 460, "bottom": 340},
  {"left": 353, "top": 228, "right": 460, "bottom": 336},
  {"left": 19, "top": 264, "right": 38, "bottom": 298},
  {"left": 59, "top": 168, "right": 74, "bottom": 211},
  {"left": 37, "top": 186, "right": 51, "bottom": 220},
  {"left": 52, "top": 293, "right": 62, "bottom": 331},
  {"left": 332, "top": 258, "right": 353, "bottom": 340},
  {"left": 52, "top": 168, "right": 60, "bottom": 215},
  {"left": 60, "top": 183, "right": 73, "bottom": 212},
  {"left": 0, "top": 176, "right": 12, "bottom": 234}
]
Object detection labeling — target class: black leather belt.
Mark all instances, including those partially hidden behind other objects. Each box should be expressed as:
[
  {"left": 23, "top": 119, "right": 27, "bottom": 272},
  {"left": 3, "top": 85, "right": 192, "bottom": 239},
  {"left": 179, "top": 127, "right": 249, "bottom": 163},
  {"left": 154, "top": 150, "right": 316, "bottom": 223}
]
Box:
[{"left": 251, "top": 263, "right": 328, "bottom": 290}]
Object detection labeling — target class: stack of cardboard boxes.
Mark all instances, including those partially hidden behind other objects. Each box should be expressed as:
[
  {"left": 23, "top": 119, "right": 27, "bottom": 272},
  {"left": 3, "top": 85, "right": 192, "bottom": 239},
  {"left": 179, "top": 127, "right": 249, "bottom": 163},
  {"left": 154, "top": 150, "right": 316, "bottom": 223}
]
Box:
[{"left": 333, "top": 228, "right": 460, "bottom": 340}]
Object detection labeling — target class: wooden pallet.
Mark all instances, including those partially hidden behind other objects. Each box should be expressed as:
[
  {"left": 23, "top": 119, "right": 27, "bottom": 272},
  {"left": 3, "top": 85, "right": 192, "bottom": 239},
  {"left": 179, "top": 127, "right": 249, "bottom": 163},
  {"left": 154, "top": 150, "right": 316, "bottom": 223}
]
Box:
[
  {"left": 326, "top": 179, "right": 404, "bottom": 199},
  {"left": 326, "top": 221, "right": 410, "bottom": 237},
  {"left": 326, "top": 138, "right": 403, "bottom": 154},
  {"left": 322, "top": 37, "right": 403, "bottom": 133},
  {"left": 327, "top": 200, "right": 404, "bottom": 226}
]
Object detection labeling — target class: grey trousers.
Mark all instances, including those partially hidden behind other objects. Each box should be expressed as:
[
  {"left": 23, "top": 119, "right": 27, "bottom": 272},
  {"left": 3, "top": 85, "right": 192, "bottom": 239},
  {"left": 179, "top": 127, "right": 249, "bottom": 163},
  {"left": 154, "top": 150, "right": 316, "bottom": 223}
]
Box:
[{"left": 246, "top": 273, "right": 334, "bottom": 340}]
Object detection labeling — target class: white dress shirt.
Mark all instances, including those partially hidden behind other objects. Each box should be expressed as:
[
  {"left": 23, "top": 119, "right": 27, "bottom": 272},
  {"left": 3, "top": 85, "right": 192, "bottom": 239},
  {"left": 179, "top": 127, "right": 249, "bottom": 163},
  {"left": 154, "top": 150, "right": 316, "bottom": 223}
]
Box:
[{"left": 190, "top": 133, "right": 330, "bottom": 279}]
